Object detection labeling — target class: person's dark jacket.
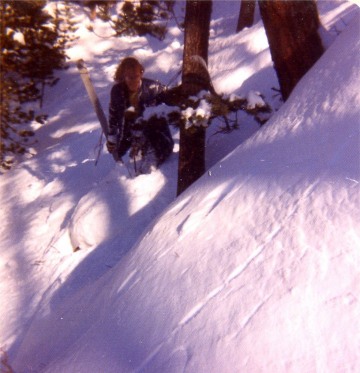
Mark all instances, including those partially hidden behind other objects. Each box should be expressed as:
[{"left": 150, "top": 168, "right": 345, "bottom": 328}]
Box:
[{"left": 108, "top": 78, "right": 173, "bottom": 158}]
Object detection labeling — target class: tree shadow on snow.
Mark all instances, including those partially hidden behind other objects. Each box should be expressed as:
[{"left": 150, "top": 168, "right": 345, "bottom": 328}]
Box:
[{"left": 7, "top": 145, "right": 179, "bottom": 371}]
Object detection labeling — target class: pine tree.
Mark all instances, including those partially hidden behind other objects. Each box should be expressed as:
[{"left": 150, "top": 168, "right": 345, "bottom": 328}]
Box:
[
  {"left": 236, "top": 0, "right": 256, "bottom": 32},
  {"left": 177, "top": 0, "right": 212, "bottom": 195},
  {"left": 86, "top": 0, "right": 173, "bottom": 40},
  {"left": 259, "top": 0, "right": 324, "bottom": 101},
  {"left": 0, "top": 0, "right": 70, "bottom": 170}
]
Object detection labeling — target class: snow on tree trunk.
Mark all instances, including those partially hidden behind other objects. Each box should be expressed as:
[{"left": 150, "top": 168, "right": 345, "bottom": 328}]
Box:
[{"left": 259, "top": 0, "right": 324, "bottom": 101}]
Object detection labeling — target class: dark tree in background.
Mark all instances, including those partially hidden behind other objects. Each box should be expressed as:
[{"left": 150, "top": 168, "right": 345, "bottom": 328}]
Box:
[
  {"left": 259, "top": 0, "right": 324, "bottom": 101},
  {"left": 177, "top": 0, "right": 212, "bottom": 196},
  {"left": 0, "top": 0, "right": 70, "bottom": 170},
  {"left": 79, "top": 0, "right": 174, "bottom": 40},
  {"left": 114, "top": 0, "right": 172, "bottom": 39},
  {"left": 82, "top": 0, "right": 112, "bottom": 20},
  {"left": 236, "top": 0, "right": 256, "bottom": 32}
]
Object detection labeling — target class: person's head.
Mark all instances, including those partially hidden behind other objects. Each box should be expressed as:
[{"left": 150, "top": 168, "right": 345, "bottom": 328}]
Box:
[{"left": 114, "top": 57, "right": 144, "bottom": 92}]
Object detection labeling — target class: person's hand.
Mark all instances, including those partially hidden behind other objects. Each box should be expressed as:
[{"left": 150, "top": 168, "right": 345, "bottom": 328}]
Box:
[{"left": 106, "top": 141, "right": 116, "bottom": 153}]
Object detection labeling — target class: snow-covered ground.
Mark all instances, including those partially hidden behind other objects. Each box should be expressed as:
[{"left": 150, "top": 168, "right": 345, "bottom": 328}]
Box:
[{"left": 1, "top": 1, "right": 359, "bottom": 372}]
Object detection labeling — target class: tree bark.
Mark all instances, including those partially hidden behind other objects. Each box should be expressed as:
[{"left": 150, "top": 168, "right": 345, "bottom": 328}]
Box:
[
  {"left": 236, "top": 0, "right": 256, "bottom": 32},
  {"left": 177, "top": 0, "right": 212, "bottom": 196},
  {"left": 259, "top": 0, "right": 324, "bottom": 101}
]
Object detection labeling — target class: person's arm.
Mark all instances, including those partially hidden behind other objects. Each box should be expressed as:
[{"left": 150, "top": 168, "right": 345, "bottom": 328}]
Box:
[
  {"left": 108, "top": 84, "right": 124, "bottom": 143},
  {"left": 141, "top": 79, "right": 169, "bottom": 106},
  {"left": 157, "top": 85, "right": 183, "bottom": 106},
  {"left": 107, "top": 84, "right": 132, "bottom": 156}
]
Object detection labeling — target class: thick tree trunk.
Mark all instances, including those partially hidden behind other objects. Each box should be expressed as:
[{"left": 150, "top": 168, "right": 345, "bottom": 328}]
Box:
[
  {"left": 236, "top": 0, "right": 256, "bottom": 32},
  {"left": 177, "top": 0, "right": 212, "bottom": 196},
  {"left": 259, "top": 0, "right": 324, "bottom": 101}
]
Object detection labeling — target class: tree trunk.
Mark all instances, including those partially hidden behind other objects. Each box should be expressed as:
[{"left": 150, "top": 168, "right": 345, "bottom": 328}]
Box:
[
  {"left": 177, "top": 0, "right": 212, "bottom": 196},
  {"left": 259, "top": 0, "right": 324, "bottom": 101},
  {"left": 236, "top": 0, "right": 256, "bottom": 32}
]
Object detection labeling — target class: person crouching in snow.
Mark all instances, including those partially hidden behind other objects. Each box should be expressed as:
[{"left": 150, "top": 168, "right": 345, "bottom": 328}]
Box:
[{"left": 107, "top": 56, "right": 174, "bottom": 167}]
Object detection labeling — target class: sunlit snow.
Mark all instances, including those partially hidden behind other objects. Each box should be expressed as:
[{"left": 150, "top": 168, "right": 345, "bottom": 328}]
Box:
[{"left": 1, "top": 1, "right": 359, "bottom": 372}]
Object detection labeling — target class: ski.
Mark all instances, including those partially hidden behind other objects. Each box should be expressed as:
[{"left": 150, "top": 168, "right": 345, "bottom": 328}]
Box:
[{"left": 76, "top": 59, "right": 119, "bottom": 162}]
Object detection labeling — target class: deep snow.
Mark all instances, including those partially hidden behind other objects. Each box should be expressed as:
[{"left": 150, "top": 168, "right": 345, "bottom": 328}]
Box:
[{"left": 1, "top": 1, "right": 359, "bottom": 372}]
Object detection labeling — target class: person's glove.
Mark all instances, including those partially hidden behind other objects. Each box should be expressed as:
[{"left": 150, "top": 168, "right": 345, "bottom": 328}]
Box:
[{"left": 106, "top": 141, "right": 116, "bottom": 153}]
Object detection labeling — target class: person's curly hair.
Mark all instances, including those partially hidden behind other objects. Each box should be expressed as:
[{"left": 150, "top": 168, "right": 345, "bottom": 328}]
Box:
[{"left": 114, "top": 57, "right": 144, "bottom": 82}]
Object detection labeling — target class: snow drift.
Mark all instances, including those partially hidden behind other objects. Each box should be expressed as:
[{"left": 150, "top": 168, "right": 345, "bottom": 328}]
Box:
[{"left": 11, "top": 10, "right": 360, "bottom": 373}]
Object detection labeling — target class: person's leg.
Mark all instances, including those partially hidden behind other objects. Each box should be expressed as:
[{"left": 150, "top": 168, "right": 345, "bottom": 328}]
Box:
[{"left": 143, "top": 122, "right": 174, "bottom": 165}]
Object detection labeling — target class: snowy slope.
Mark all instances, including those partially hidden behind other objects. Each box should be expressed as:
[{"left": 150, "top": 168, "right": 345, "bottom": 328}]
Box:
[
  {"left": 1, "top": 2, "right": 273, "bottom": 360},
  {"left": 6, "top": 6, "right": 360, "bottom": 373},
  {"left": 1, "top": 1, "right": 359, "bottom": 372}
]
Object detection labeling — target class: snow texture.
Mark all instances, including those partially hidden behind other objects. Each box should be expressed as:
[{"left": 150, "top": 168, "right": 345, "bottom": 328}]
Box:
[{"left": 1, "top": 1, "right": 359, "bottom": 372}]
